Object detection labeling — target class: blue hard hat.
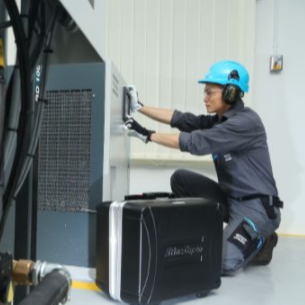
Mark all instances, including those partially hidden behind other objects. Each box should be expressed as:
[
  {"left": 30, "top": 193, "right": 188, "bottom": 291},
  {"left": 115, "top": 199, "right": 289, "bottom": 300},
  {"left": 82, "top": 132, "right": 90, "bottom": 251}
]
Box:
[{"left": 198, "top": 60, "right": 249, "bottom": 93}]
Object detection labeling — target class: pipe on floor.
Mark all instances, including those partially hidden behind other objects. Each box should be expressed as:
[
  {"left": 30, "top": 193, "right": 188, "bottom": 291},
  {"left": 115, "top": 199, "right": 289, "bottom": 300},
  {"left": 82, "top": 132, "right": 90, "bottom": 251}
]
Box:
[{"left": 18, "top": 269, "right": 71, "bottom": 305}]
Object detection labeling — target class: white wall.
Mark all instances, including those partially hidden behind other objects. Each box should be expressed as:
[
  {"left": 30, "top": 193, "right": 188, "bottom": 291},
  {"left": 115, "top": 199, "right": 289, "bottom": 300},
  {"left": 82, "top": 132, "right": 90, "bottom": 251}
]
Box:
[
  {"left": 106, "top": 0, "right": 256, "bottom": 161},
  {"left": 252, "top": 0, "right": 305, "bottom": 235},
  {"left": 130, "top": 0, "right": 305, "bottom": 235},
  {"left": 130, "top": 161, "right": 217, "bottom": 194}
]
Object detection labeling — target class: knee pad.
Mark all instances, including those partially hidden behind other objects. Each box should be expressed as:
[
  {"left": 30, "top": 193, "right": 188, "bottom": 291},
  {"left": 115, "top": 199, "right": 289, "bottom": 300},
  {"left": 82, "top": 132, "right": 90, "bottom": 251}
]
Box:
[{"left": 228, "top": 217, "right": 263, "bottom": 260}]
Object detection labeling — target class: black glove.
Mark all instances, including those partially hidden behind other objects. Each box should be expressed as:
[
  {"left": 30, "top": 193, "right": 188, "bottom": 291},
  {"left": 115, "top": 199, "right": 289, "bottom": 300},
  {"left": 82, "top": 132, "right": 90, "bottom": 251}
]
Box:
[{"left": 124, "top": 117, "right": 155, "bottom": 143}]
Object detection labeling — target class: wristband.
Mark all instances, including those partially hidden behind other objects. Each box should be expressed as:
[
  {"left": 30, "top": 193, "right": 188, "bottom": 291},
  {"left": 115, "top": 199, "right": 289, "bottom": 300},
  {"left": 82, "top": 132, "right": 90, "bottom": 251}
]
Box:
[{"left": 146, "top": 130, "right": 156, "bottom": 143}]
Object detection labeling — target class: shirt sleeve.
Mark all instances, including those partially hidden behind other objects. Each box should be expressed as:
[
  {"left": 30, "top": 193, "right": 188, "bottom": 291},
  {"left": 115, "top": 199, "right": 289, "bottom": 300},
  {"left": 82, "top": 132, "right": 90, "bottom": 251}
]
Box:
[
  {"left": 179, "top": 113, "right": 265, "bottom": 155},
  {"left": 170, "top": 110, "right": 217, "bottom": 132}
]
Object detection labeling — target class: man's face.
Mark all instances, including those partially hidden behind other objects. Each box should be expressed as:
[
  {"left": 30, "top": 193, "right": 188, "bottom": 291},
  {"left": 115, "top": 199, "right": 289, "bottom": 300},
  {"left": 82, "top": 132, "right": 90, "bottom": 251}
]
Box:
[{"left": 204, "top": 84, "right": 229, "bottom": 115}]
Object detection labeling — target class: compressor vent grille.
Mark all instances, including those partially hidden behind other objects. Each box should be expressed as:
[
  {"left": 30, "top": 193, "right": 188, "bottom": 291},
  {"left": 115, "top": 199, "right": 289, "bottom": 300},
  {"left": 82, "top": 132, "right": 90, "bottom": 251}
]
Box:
[{"left": 38, "top": 89, "right": 92, "bottom": 212}]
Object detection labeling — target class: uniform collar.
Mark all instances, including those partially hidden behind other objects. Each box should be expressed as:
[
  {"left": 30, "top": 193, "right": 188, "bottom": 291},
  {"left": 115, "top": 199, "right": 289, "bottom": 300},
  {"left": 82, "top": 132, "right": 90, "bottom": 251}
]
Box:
[
  {"left": 215, "top": 99, "right": 244, "bottom": 123},
  {"left": 222, "top": 99, "right": 244, "bottom": 120}
]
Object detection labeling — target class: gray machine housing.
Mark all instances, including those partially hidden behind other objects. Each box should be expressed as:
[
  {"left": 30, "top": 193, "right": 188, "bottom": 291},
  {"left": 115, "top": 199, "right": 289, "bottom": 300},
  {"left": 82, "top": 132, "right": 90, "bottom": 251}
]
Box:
[{"left": 36, "top": 61, "right": 130, "bottom": 267}]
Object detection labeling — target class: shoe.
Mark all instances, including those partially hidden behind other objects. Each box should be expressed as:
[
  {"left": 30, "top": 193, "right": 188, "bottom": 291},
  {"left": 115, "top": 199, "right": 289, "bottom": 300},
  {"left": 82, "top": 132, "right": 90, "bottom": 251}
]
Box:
[{"left": 251, "top": 232, "right": 278, "bottom": 266}]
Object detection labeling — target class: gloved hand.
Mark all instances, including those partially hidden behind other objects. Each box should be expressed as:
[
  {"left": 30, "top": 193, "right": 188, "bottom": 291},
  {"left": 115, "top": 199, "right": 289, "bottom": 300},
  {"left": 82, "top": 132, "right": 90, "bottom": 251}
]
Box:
[
  {"left": 124, "top": 117, "right": 155, "bottom": 143},
  {"left": 127, "top": 85, "right": 143, "bottom": 112}
]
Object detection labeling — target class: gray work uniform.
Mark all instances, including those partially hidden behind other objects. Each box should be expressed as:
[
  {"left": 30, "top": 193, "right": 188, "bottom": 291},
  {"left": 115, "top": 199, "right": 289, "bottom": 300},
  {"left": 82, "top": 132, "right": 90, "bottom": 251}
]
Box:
[{"left": 170, "top": 100, "right": 281, "bottom": 274}]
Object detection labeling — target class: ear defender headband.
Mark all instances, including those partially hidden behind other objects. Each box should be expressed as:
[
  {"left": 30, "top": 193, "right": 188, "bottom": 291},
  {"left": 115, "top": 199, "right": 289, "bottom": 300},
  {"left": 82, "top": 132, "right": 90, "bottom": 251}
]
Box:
[{"left": 223, "top": 70, "right": 244, "bottom": 104}]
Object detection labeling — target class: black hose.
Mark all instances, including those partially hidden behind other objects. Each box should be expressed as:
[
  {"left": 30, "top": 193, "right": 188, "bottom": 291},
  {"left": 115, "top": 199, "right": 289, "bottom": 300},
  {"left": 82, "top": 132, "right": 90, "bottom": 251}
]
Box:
[
  {"left": 27, "top": 0, "right": 41, "bottom": 44},
  {"left": 3, "top": 0, "right": 45, "bottom": 183},
  {"left": 0, "top": 0, "right": 59, "bottom": 241},
  {"left": 0, "top": 69, "right": 4, "bottom": 222},
  {"left": 19, "top": 270, "right": 70, "bottom": 305},
  {"left": 15, "top": 2, "right": 59, "bottom": 198},
  {"left": 0, "top": 0, "right": 31, "bottom": 241},
  {"left": 29, "top": 1, "right": 46, "bottom": 71}
]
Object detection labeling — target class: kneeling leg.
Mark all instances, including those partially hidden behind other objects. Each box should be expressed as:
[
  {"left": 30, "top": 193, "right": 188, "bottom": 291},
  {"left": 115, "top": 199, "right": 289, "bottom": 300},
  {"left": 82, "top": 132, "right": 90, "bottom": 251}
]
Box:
[{"left": 222, "top": 217, "right": 263, "bottom": 275}]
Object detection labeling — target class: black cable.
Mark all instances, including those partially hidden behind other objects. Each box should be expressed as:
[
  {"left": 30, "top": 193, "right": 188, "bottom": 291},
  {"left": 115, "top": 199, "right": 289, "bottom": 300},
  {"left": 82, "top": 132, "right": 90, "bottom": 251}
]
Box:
[
  {"left": 2, "top": 0, "right": 46, "bottom": 182},
  {"left": 0, "top": 20, "right": 12, "bottom": 30},
  {"left": 0, "top": 51, "right": 5, "bottom": 225},
  {"left": 29, "top": 2, "right": 46, "bottom": 70},
  {"left": 27, "top": 0, "right": 41, "bottom": 43},
  {"left": 15, "top": 4, "right": 60, "bottom": 198},
  {"left": 0, "top": 0, "right": 59, "bottom": 240},
  {"left": 0, "top": 0, "right": 60, "bottom": 241},
  {"left": 0, "top": 0, "right": 32, "bottom": 241}
]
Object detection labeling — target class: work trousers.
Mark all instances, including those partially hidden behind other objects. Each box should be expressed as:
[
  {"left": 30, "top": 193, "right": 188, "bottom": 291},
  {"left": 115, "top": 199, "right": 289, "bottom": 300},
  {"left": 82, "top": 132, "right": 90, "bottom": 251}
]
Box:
[{"left": 170, "top": 169, "right": 281, "bottom": 275}]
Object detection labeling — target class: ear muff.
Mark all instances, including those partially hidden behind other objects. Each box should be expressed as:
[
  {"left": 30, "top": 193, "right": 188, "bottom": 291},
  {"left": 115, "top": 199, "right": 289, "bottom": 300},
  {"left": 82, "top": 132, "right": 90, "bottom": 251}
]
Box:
[
  {"left": 223, "top": 70, "right": 243, "bottom": 104},
  {"left": 223, "top": 85, "right": 241, "bottom": 104}
]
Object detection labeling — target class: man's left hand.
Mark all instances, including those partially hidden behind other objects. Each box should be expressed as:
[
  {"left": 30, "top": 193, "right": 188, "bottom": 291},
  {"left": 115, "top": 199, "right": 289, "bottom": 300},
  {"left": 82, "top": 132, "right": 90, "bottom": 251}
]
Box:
[{"left": 124, "top": 117, "right": 155, "bottom": 143}]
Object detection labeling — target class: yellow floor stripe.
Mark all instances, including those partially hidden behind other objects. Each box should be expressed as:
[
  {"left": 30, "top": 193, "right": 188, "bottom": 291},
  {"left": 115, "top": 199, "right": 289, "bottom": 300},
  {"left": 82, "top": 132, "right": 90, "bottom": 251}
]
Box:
[
  {"left": 72, "top": 281, "right": 101, "bottom": 291},
  {"left": 278, "top": 233, "right": 305, "bottom": 238}
]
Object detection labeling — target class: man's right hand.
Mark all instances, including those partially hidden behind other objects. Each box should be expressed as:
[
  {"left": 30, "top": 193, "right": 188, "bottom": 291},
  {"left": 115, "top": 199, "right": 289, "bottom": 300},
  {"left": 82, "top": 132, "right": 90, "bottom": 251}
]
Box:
[{"left": 127, "top": 85, "right": 143, "bottom": 112}]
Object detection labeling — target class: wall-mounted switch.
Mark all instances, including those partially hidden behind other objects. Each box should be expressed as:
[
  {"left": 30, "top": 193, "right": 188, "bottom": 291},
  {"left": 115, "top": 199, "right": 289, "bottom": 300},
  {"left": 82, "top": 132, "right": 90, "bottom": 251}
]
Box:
[{"left": 270, "top": 55, "right": 283, "bottom": 72}]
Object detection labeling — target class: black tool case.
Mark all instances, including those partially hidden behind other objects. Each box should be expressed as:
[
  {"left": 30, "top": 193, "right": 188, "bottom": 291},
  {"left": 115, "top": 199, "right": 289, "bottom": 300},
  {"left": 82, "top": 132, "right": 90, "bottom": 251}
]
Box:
[{"left": 96, "top": 196, "right": 223, "bottom": 304}]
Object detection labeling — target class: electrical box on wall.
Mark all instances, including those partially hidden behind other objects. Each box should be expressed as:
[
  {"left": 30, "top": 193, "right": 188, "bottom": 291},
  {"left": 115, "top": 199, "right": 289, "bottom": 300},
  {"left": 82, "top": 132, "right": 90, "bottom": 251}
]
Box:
[{"left": 270, "top": 55, "right": 283, "bottom": 72}]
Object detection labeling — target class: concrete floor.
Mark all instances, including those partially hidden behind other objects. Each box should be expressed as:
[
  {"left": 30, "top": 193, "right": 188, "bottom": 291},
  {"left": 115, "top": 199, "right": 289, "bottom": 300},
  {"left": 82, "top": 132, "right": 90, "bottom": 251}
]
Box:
[{"left": 67, "top": 236, "right": 305, "bottom": 305}]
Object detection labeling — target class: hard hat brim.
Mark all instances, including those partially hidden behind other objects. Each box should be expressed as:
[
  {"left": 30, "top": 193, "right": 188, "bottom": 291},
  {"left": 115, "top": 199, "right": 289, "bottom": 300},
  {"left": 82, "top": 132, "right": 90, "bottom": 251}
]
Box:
[{"left": 198, "top": 78, "right": 248, "bottom": 93}]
